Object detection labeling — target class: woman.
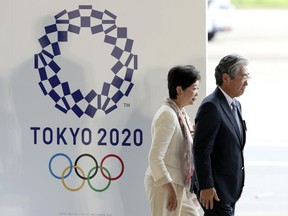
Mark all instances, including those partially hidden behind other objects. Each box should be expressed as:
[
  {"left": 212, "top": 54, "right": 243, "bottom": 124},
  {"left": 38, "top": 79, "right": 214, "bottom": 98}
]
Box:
[{"left": 144, "top": 65, "right": 201, "bottom": 216}]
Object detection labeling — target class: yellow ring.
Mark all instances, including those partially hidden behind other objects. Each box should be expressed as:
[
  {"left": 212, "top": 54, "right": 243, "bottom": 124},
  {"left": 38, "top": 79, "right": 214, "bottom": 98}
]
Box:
[{"left": 61, "top": 165, "right": 85, "bottom": 191}]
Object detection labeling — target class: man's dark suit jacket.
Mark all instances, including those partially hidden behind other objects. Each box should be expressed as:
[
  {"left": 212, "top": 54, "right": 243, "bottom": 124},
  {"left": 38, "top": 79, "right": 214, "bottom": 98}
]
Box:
[{"left": 193, "top": 87, "right": 246, "bottom": 203}]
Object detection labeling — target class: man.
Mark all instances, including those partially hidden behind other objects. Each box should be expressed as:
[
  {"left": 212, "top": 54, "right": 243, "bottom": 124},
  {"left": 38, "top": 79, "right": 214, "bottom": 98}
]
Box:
[{"left": 193, "top": 54, "right": 249, "bottom": 215}]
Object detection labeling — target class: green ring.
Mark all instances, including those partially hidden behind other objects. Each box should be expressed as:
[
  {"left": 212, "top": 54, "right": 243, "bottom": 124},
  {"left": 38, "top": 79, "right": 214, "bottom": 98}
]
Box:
[{"left": 87, "top": 166, "right": 111, "bottom": 192}]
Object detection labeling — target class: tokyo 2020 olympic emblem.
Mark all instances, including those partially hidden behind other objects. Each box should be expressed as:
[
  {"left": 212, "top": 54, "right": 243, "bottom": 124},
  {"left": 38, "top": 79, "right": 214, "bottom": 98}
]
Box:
[
  {"left": 34, "top": 5, "right": 138, "bottom": 118},
  {"left": 49, "top": 153, "right": 124, "bottom": 192}
]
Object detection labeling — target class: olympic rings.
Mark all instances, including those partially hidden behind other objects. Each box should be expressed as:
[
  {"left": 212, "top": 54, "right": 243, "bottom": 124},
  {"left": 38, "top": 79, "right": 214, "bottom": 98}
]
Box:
[{"left": 48, "top": 153, "right": 124, "bottom": 192}]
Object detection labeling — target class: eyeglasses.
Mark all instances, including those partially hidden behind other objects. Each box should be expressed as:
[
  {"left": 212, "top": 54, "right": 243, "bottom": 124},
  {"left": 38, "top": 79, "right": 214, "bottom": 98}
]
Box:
[{"left": 236, "top": 74, "right": 251, "bottom": 81}]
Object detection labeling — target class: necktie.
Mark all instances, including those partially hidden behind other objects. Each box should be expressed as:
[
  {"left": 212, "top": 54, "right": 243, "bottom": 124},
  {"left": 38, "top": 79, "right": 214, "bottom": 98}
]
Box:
[{"left": 231, "top": 100, "right": 243, "bottom": 138}]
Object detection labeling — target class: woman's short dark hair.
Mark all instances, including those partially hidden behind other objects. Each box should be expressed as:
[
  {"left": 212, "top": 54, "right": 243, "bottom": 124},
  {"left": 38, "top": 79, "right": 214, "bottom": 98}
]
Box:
[
  {"left": 215, "top": 54, "right": 248, "bottom": 86},
  {"left": 168, "top": 65, "right": 201, "bottom": 99}
]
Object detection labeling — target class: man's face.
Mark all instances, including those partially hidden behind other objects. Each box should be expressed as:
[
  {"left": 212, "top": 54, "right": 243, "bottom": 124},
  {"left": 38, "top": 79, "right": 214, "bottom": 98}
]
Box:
[{"left": 224, "top": 66, "right": 250, "bottom": 98}]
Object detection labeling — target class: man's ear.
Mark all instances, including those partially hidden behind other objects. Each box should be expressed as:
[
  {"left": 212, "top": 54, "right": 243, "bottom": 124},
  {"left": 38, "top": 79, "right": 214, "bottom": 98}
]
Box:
[{"left": 222, "top": 73, "right": 229, "bottom": 83}]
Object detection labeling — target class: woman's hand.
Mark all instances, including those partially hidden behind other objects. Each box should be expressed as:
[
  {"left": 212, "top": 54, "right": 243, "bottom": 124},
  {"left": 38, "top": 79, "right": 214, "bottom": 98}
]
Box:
[{"left": 165, "top": 182, "right": 178, "bottom": 211}]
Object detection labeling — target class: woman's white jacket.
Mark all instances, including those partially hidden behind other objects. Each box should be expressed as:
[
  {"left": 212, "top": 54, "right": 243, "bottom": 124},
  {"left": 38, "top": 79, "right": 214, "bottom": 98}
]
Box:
[{"left": 145, "top": 104, "right": 186, "bottom": 187}]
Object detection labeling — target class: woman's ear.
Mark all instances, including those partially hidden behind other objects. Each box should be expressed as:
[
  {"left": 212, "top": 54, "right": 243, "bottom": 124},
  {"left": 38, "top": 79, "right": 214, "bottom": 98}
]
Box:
[{"left": 176, "top": 86, "right": 183, "bottom": 96}]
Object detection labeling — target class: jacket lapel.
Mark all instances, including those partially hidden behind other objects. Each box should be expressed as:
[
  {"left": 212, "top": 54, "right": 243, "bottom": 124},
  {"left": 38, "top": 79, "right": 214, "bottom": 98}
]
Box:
[{"left": 215, "top": 88, "right": 243, "bottom": 145}]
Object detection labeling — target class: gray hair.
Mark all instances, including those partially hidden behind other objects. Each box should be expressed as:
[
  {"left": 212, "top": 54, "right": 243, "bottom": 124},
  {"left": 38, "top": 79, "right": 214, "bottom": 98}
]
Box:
[{"left": 215, "top": 54, "right": 248, "bottom": 86}]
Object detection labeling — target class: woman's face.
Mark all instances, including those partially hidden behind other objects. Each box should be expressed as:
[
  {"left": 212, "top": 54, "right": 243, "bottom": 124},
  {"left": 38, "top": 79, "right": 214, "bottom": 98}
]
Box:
[{"left": 180, "top": 80, "right": 200, "bottom": 107}]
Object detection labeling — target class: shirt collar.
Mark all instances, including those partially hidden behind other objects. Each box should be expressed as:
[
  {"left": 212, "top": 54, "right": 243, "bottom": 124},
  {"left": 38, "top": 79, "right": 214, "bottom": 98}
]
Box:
[{"left": 218, "top": 86, "right": 234, "bottom": 106}]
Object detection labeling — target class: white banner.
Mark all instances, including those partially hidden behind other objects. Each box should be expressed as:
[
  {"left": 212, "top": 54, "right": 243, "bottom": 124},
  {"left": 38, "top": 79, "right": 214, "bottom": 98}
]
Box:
[{"left": 0, "top": 1, "right": 206, "bottom": 215}]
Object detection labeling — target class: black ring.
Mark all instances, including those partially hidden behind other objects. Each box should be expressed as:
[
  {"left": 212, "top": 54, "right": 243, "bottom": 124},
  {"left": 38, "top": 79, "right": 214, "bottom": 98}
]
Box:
[{"left": 74, "top": 153, "right": 98, "bottom": 180}]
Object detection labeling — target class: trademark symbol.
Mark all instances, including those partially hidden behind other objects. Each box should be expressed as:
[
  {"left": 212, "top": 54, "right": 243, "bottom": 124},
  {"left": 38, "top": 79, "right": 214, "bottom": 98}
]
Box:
[{"left": 124, "top": 103, "right": 130, "bottom": 107}]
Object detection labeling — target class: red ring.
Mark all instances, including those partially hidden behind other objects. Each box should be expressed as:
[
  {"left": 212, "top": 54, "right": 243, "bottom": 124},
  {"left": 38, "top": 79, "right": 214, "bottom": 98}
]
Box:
[{"left": 100, "top": 154, "right": 124, "bottom": 180}]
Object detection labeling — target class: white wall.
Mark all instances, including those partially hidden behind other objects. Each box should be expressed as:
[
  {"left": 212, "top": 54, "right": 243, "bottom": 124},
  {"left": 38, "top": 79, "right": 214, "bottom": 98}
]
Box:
[{"left": 0, "top": 1, "right": 206, "bottom": 215}]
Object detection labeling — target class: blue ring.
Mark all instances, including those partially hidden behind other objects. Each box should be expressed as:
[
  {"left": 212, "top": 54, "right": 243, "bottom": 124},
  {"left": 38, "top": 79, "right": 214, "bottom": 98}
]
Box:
[{"left": 49, "top": 153, "right": 73, "bottom": 179}]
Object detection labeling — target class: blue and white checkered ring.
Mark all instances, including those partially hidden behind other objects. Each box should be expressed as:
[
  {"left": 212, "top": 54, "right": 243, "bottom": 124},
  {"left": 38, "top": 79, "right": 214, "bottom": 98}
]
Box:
[{"left": 34, "top": 5, "right": 138, "bottom": 118}]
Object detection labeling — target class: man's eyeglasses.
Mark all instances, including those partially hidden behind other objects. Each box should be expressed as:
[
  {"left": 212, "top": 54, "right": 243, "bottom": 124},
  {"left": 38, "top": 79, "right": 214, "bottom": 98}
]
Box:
[{"left": 236, "top": 74, "right": 251, "bottom": 81}]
